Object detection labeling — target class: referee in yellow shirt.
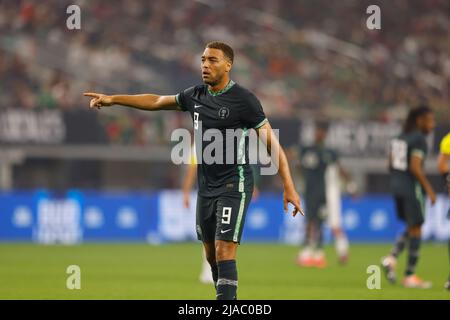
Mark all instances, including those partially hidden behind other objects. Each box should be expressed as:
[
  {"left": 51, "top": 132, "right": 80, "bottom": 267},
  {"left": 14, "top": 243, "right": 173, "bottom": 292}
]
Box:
[{"left": 437, "top": 132, "right": 450, "bottom": 290}]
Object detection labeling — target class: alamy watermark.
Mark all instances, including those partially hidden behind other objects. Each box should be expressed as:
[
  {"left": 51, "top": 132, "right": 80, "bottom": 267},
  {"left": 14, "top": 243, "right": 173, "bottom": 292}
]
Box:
[
  {"left": 66, "top": 265, "right": 81, "bottom": 290},
  {"left": 366, "top": 5, "right": 381, "bottom": 30},
  {"left": 170, "top": 123, "right": 280, "bottom": 176},
  {"left": 366, "top": 265, "right": 381, "bottom": 290},
  {"left": 66, "top": 5, "right": 81, "bottom": 30}
]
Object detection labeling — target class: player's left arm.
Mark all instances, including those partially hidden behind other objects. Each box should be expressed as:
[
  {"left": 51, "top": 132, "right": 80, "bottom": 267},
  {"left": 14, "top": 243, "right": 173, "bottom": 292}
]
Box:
[
  {"left": 182, "top": 164, "right": 197, "bottom": 209},
  {"left": 255, "top": 121, "right": 304, "bottom": 217}
]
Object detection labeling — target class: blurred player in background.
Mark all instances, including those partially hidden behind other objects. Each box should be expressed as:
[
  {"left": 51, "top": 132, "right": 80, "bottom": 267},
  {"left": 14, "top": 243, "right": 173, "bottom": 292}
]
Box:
[
  {"left": 382, "top": 106, "right": 436, "bottom": 289},
  {"left": 84, "top": 41, "right": 303, "bottom": 300},
  {"left": 182, "top": 141, "right": 213, "bottom": 284},
  {"left": 295, "top": 122, "right": 356, "bottom": 268},
  {"left": 437, "top": 132, "right": 450, "bottom": 290}
]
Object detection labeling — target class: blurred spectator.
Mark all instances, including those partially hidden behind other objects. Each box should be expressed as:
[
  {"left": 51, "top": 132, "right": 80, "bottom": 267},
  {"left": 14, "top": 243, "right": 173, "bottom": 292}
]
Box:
[{"left": 0, "top": 0, "right": 448, "bottom": 144}]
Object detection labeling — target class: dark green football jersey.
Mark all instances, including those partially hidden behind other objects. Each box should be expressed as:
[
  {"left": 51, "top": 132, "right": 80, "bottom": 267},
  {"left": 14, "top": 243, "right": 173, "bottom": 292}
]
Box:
[
  {"left": 176, "top": 80, "right": 267, "bottom": 197},
  {"left": 389, "top": 130, "right": 428, "bottom": 197},
  {"left": 300, "top": 144, "right": 338, "bottom": 204}
]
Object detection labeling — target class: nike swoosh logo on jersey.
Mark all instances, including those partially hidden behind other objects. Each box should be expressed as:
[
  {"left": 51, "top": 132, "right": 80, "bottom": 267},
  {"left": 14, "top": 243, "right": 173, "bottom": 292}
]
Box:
[
  {"left": 220, "top": 229, "right": 232, "bottom": 234},
  {"left": 194, "top": 104, "right": 202, "bottom": 109}
]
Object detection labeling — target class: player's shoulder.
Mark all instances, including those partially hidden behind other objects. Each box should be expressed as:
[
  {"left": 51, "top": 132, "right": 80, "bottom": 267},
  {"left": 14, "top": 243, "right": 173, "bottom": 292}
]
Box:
[
  {"left": 232, "top": 83, "right": 259, "bottom": 101},
  {"left": 399, "top": 130, "right": 425, "bottom": 145},
  {"left": 182, "top": 84, "right": 207, "bottom": 96},
  {"left": 177, "top": 84, "right": 207, "bottom": 110},
  {"left": 409, "top": 130, "right": 426, "bottom": 144}
]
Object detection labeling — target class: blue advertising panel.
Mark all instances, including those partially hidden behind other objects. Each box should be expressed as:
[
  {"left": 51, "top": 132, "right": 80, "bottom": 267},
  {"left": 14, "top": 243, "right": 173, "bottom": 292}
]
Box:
[
  {"left": 0, "top": 191, "right": 36, "bottom": 240},
  {"left": 0, "top": 191, "right": 448, "bottom": 243},
  {"left": 81, "top": 191, "right": 159, "bottom": 242}
]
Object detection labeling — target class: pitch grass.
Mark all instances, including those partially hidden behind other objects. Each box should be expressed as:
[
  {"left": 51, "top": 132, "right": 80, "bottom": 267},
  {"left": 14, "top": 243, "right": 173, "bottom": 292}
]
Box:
[{"left": 0, "top": 243, "right": 448, "bottom": 300}]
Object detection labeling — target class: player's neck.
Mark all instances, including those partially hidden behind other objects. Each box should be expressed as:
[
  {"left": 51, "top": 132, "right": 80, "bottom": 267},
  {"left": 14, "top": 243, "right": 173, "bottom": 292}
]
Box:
[{"left": 208, "top": 77, "right": 231, "bottom": 93}]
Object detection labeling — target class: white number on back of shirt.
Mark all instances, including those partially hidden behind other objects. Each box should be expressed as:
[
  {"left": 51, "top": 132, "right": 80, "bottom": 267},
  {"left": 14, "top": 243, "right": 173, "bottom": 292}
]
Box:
[{"left": 391, "top": 139, "right": 408, "bottom": 171}]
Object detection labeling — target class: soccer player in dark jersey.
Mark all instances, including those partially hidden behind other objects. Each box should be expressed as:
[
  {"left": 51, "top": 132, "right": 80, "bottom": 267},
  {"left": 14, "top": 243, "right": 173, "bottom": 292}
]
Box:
[
  {"left": 295, "top": 122, "right": 354, "bottom": 268},
  {"left": 381, "top": 106, "right": 436, "bottom": 289},
  {"left": 437, "top": 132, "right": 450, "bottom": 290},
  {"left": 84, "top": 41, "right": 303, "bottom": 300},
  {"left": 182, "top": 141, "right": 214, "bottom": 284}
]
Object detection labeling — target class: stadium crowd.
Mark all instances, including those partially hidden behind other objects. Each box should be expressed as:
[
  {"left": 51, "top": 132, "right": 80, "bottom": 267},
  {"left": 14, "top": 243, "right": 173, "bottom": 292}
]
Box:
[{"left": 0, "top": 0, "right": 448, "bottom": 144}]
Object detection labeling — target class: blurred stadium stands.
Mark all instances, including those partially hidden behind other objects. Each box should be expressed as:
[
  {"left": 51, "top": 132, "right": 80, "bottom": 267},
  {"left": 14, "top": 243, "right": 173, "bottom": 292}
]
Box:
[{"left": 0, "top": 0, "right": 449, "bottom": 193}]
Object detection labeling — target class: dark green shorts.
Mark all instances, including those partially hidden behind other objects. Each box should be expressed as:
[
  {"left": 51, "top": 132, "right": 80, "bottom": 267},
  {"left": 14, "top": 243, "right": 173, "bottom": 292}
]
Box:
[
  {"left": 196, "top": 191, "right": 252, "bottom": 244},
  {"left": 394, "top": 195, "right": 425, "bottom": 226}
]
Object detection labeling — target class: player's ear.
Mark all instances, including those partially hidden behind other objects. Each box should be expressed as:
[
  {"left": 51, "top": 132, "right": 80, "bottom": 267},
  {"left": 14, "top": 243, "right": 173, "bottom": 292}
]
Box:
[{"left": 225, "top": 61, "right": 232, "bottom": 72}]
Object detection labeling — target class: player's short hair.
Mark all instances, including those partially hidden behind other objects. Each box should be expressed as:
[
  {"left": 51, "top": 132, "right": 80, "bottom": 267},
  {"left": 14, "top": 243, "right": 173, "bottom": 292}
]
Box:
[{"left": 206, "top": 41, "right": 234, "bottom": 64}]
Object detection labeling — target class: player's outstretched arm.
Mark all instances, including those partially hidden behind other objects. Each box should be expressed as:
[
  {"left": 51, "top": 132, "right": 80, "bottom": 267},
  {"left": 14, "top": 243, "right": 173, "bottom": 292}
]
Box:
[
  {"left": 256, "top": 121, "right": 304, "bottom": 217},
  {"left": 83, "top": 92, "right": 182, "bottom": 111}
]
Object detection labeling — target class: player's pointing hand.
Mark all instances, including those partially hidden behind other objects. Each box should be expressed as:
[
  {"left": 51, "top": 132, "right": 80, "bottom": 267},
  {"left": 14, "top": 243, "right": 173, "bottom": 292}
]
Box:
[
  {"left": 83, "top": 92, "right": 114, "bottom": 109},
  {"left": 283, "top": 187, "right": 304, "bottom": 217}
]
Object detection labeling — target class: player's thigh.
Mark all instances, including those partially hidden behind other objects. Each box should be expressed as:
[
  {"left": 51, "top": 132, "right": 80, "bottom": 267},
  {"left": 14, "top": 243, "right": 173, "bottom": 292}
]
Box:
[
  {"left": 215, "top": 191, "right": 252, "bottom": 244},
  {"left": 394, "top": 196, "right": 407, "bottom": 222},
  {"left": 403, "top": 196, "right": 425, "bottom": 227},
  {"left": 196, "top": 195, "right": 217, "bottom": 243}
]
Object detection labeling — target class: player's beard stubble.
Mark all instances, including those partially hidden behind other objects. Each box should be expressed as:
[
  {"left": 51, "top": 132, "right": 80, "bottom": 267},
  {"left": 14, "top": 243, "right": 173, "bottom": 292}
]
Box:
[
  {"left": 202, "top": 70, "right": 226, "bottom": 87},
  {"left": 203, "top": 77, "right": 219, "bottom": 87}
]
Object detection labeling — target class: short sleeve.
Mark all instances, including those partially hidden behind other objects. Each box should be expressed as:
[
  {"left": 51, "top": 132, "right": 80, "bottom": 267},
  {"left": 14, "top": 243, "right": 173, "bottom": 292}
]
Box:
[
  {"left": 176, "top": 86, "right": 195, "bottom": 112},
  {"left": 241, "top": 93, "right": 267, "bottom": 129},
  {"left": 440, "top": 133, "right": 450, "bottom": 155},
  {"left": 410, "top": 134, "right": 427, "bottom": 159}
]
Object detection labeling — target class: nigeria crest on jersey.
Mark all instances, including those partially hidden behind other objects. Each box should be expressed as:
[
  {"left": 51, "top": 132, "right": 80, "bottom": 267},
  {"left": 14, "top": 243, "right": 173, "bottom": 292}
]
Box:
[{"left": 218, "top": 107, "right": 230, "bottom": 119}]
